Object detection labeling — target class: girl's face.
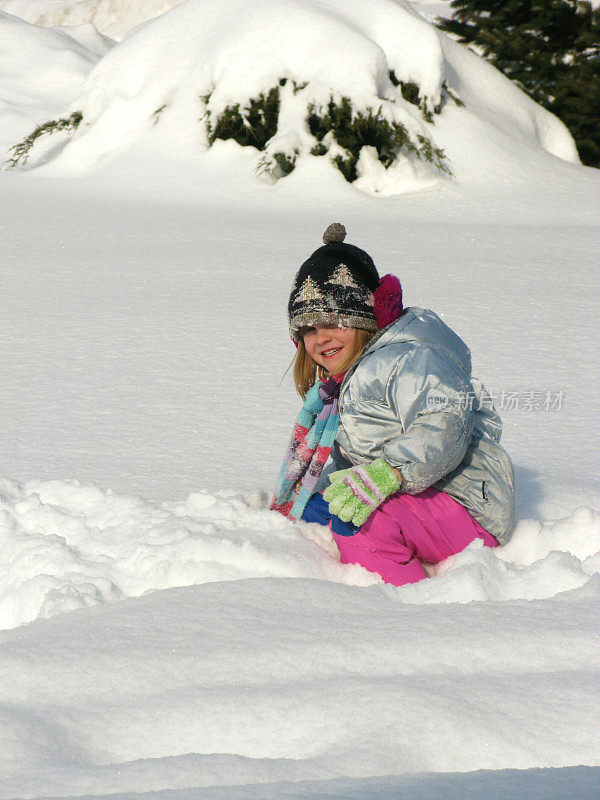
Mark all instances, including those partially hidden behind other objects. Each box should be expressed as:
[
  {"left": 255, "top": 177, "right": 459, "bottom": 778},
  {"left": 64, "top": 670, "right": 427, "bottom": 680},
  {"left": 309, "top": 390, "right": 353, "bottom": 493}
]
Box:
[{"left": 301, "top": 323, "right": 357, "bottom": 374}]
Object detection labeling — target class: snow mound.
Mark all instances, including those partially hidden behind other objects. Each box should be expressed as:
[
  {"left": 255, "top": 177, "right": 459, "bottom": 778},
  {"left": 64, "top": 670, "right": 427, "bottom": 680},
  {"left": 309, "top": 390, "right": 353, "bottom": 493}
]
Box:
[
  {"left": 0, "top": 0, "right": 183, "bottom": 40},
  {"left": 0, "top": 10, "right": 111, "bottom": 157},
  {"left": 2, "top": 475, "right": 598, "bottom": 631},
  {"left": 0, "top": 476, "right": 376, "bottom": 631},
  {"left": 0, "top": 11, "right": 107, "bottom": 106},
  {"left": 5, "top": 0, "right": 578, "bottom": 193}
]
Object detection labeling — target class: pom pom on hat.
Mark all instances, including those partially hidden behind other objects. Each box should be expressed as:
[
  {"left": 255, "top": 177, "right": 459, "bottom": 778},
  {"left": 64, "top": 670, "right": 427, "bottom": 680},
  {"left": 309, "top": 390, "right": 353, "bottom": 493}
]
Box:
[{"left": 322, "top": 223, "right": 346, "bottom": 244}]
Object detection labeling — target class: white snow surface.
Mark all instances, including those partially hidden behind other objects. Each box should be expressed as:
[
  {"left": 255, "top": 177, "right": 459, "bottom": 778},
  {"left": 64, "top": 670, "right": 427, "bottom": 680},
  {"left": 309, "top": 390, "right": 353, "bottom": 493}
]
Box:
[
  {"left": 1, "top": 573, "right": 599, "bottom": 799},
  {"left": 1, "top": 1, "right": 600, "bottom": 798}
]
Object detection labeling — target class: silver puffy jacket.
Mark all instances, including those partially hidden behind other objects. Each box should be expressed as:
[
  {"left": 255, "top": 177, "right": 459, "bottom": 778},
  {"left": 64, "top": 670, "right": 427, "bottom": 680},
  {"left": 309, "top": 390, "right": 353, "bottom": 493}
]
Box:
[{"left": 316, "top": 307, "right": 515, "bottom": 544}]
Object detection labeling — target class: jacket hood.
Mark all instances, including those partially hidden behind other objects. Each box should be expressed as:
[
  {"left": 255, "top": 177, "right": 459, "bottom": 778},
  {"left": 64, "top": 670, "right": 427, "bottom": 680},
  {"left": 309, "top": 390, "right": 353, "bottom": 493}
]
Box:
[{"left": 363, "top": 307, "right": 472, "bottom": 374}]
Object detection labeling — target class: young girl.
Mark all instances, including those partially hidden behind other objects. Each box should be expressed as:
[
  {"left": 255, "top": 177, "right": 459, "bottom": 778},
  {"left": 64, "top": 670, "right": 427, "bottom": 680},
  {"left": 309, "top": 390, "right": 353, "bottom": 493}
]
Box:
[{"left": 272, "top": 223, "right": 515, "bottom": 586}]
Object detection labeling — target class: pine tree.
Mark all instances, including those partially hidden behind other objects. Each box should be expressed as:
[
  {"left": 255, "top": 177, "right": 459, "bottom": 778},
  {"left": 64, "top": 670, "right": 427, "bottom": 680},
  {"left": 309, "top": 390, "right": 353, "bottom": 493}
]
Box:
[{"left": 438, "top": 0, "right": 600, "bottom": 167}]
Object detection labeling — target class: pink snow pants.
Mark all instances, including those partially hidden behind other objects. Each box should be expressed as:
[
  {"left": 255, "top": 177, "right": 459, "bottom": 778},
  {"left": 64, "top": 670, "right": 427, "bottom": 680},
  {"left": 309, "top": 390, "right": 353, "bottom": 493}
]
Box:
[{"left": 332, "top": 488, "right": 499, "bottom": 586}]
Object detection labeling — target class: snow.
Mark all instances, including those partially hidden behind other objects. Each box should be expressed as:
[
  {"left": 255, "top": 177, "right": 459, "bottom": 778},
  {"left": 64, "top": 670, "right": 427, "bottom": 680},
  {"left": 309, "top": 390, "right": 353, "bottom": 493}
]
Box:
[
  {"left": 2, "top": 475, "right": 598, "bottom": 632},
  {"left": 0, "top": 0, "right": 184, "bottom": 40},
  {"left": 0, "top": 10, "right": 111, "bottom": 160},
  {"left": 0, "top": 0, "right": 599, "bottom": 797},
  {"left": 411, "top": 0, "right": 455, "bottom": 22},
  {"left": 0, "top": 0, "right": 451, "bottom": 38},
  {"left": 0, "top": 476, "right": 374, "bottom": 632},
  {"left": 1, "top": 572, "right": 599, "bottom": 798}
]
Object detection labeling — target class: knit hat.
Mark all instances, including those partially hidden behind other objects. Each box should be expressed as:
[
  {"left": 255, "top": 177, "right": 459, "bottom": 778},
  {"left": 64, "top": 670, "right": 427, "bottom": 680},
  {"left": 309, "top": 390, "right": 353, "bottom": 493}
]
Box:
[{"left": 288, "top": 223, "right": 403, "bottom": 342}]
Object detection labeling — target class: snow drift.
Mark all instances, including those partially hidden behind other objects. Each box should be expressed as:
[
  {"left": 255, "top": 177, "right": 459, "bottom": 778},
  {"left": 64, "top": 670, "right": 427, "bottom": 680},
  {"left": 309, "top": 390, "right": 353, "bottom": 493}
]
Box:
[
  {"left": 0, "top": 10, "right": 111, "bottom": 158},
  {"left": 1, "top": 525, "right": 599, "bottom": 798},
  {"left": 1, "top": 474, "right": 598, "bottom": 631},
  {"left": 2, "top": 473, "right": 599, "bottom": 797},
  {"left": 2, "top": 0, "right": 579, "bottom": 194}
]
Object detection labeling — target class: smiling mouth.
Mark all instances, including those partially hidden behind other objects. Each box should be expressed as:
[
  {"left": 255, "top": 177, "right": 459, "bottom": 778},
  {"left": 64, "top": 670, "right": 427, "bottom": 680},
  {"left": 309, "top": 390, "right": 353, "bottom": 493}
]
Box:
[{"left": 321, "top": 347, "right": 343, "bottom": 357}]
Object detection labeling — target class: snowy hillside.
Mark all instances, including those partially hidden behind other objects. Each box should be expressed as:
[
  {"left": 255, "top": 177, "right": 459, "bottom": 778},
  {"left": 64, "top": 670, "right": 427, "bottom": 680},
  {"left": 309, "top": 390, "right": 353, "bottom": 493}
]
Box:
[
  {"left": 1, "top": 0, "right": 599, "bottom": 798},
  {"left": 1, "top": 0, "right": 579, "bottom": 196}
]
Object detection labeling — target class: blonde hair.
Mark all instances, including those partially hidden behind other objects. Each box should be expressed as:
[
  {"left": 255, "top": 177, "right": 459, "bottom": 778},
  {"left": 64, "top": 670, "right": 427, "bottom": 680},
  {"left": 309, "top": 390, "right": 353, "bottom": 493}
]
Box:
[{"left": 292, "top": 328, "right": 374, "bottom": 398}]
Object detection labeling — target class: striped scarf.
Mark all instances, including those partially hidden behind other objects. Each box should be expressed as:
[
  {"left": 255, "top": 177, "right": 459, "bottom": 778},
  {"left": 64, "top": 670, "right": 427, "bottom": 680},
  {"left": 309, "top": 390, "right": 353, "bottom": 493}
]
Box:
[{"left": 271, "top": 374, "right": 344, "bottom": 521}]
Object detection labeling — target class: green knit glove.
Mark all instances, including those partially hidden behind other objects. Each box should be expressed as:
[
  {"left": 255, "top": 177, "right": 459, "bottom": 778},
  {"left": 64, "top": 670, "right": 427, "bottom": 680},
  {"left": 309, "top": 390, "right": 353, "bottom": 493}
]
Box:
[{"left": 323, "top": 459, "right": 401, "bottom": 527}]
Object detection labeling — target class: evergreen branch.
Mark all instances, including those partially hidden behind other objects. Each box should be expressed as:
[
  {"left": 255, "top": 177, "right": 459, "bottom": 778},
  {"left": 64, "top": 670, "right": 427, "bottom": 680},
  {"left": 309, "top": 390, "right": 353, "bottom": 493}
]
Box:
[{"left": 4, "top": 112, "right": 82, "bottom": 169}]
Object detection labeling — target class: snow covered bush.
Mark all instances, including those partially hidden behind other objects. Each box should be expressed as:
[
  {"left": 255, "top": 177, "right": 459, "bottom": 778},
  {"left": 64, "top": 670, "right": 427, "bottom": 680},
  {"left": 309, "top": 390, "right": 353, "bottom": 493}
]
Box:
[
  {"left": 205, "top": 85, "right": 281, "bottom": 151},
  {"left": 3, "top": 0, "right": 468, "bottom": 192},
  {"left": 306, "top": 95, "right": 451, "bottom": 182},
  {"left": 203, "top": 76, "right": 452, "bottom": 184},
  {"left": 204, "top": 82, "right": 298, "bottom": 178}
]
